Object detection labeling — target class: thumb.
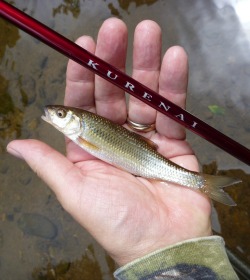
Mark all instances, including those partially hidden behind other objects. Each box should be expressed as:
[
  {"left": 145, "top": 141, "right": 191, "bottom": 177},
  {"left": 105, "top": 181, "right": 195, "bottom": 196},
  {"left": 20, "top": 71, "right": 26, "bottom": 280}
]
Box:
[{"left": 7, "top": 139, "right": 83, "bottom": 211}]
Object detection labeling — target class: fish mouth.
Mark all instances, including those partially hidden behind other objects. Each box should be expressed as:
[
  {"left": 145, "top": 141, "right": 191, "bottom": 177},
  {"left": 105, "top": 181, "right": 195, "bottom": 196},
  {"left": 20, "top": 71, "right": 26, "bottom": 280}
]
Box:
[{"left": 41, "top": 107, "right": 51, "bottom": 124}]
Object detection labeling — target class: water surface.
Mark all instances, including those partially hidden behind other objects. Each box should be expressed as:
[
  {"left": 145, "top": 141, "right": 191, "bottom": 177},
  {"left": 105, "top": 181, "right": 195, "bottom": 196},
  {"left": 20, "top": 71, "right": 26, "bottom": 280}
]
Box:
[{"left": 1, "top": 0, "right": 250, "bottom": 279}]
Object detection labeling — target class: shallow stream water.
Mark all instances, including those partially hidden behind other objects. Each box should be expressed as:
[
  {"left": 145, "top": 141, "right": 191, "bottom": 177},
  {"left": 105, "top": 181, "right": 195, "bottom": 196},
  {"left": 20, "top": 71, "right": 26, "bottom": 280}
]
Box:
[{"left": 1, "top": 0, "right": 250, "bottom": 279}]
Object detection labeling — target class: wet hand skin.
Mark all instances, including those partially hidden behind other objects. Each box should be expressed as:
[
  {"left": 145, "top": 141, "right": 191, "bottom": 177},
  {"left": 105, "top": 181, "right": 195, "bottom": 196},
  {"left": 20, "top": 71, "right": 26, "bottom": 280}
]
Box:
[{"left": 7, "top": 19, "right": 212, "bottom": 266}]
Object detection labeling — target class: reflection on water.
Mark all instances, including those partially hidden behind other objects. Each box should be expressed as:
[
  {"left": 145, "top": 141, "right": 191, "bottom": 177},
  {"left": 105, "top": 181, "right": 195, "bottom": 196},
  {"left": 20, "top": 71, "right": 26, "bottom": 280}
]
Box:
[
  {"left": 53, "top": 0, "right": 80, "bottom": 18},
  {"left": 0, "top": 0, "right": 250, "bottom": 279},
  {"left": 0, "top": 17, "right": 20, "bottom": 59},
  {"left": 117, "top": 0, "right": 158, "bottom": 10},
  {"left": 0, "top": 18, "right": 23, "bottom": 144},
  {"left": 108, "top": 0, "right": 158, "bottom": 16},
  {"left": 32, "top": 244, "right": 115, "bottom": 280}
]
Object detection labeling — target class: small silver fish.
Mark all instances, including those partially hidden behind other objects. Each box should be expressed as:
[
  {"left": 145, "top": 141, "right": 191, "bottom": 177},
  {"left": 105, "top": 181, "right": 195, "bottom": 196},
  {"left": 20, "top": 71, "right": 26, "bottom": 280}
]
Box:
[{"left": 42, "top": 105, "right": 241, "bottom": 206}]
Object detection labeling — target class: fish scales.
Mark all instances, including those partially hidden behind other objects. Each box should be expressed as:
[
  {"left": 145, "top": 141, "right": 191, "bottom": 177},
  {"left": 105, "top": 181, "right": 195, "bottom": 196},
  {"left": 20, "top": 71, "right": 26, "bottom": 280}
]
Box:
[
  {"left": 41, "top": 105, "right": 241, "bottom": 206},
  {"left": 81, "top": 110, "right": 201, "bottom": 187}
]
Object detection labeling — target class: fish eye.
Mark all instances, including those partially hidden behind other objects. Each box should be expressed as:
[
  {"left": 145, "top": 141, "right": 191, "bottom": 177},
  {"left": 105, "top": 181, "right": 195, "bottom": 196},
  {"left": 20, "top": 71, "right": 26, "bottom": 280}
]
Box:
[{"left": 56, "top": 109, "right": 67, "bottom": 118}]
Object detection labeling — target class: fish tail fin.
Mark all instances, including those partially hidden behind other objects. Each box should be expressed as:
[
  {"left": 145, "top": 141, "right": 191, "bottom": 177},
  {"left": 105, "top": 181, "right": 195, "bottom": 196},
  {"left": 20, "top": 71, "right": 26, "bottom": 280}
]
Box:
[{"left": 202, "top": 174, "right": 241, "bottom": 206}]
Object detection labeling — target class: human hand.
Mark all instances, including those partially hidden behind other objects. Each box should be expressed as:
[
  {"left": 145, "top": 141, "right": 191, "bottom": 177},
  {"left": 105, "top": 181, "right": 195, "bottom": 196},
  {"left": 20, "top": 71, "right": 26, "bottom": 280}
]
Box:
[{"left": 7, "top": 19, "right": 212, "bottom": 266}]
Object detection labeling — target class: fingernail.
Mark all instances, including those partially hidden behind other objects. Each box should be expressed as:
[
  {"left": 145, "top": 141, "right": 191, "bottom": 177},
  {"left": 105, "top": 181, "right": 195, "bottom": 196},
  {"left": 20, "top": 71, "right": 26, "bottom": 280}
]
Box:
[{"left": 6, "top": 143, "right": 24, "bottom": 160}]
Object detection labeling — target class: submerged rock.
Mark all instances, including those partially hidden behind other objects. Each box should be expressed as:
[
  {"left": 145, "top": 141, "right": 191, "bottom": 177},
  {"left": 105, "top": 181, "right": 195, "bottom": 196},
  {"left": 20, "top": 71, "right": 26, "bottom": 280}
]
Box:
[
  {"left": 17, "top": 213, "right": 57, "bottom": 239},
  {"left": 32, "top": 244, "right": 112, "bottom": 280}
]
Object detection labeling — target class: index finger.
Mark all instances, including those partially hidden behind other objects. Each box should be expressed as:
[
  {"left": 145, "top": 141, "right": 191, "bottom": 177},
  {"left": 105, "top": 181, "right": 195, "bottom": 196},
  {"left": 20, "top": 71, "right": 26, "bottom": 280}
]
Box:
[
  {"left": 64, "top": 36, "right": 96, "bottom": 112},
  {"left": 94, "top": 18, "right": 128, "bottom": 124}
]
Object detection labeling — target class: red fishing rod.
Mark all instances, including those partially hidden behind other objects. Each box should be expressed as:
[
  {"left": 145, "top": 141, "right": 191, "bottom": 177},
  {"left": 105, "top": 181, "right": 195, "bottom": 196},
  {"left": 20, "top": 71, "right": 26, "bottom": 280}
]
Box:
[{"left": 0, "top": 0, "right": 249, "bottom": 165}]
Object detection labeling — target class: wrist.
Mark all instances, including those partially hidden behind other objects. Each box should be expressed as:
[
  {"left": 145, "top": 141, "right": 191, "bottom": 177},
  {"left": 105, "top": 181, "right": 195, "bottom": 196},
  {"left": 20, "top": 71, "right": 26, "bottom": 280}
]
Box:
[
  {"left": 111, "top": 226, "right": 212, "bottom": 266},
  {"left": 114, "top": 236, "right": 238, "bottom": 280}
]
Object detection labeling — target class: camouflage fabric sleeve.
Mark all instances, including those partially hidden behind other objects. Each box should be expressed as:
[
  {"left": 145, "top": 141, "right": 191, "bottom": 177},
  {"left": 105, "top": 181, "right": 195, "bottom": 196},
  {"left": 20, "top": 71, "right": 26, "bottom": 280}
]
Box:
[{"left": 114, "top": 236, "right": 238, "bottom": 280}]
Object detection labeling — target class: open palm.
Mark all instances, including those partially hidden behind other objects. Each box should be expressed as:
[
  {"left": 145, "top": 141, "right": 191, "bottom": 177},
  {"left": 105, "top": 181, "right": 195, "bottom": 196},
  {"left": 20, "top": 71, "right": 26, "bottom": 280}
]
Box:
[{"left": 7, "top": 19, "right": 211, "bottom": 265}]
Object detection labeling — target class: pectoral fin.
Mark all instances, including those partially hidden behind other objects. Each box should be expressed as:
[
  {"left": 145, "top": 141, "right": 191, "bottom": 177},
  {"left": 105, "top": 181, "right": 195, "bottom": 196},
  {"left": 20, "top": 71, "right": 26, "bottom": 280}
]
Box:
[{"left": 77, "top": 137, "right": 99, "bottom": 151}]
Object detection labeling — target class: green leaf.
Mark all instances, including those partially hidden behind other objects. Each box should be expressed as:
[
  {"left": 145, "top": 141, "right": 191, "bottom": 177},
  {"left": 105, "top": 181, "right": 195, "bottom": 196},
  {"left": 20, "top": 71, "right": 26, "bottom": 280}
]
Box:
[{"left": 208, "top": 105, "right": 225, "bottom": 115}]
